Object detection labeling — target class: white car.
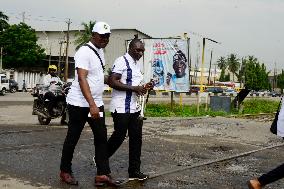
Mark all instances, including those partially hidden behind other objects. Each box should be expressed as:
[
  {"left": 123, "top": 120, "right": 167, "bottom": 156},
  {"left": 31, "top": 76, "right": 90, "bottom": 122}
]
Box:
[
  {"left": 0, "top": 74, "right": 10, "bottom": 95},
  {"left": 224, "top": 89, "right": 237, "bottom": 96}
]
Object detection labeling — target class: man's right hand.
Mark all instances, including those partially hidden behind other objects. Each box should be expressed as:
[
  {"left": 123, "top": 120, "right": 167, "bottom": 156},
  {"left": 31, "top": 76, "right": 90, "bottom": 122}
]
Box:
[{"left": 89, "top": 104, "right": 100, "bottom": 119}]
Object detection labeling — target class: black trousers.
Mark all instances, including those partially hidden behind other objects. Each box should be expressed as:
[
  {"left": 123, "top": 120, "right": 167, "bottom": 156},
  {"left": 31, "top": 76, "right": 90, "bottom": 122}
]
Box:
[
  {"left": 44, "top": 91, "right": 56, "bottom": 113},
  {"left": 258, "top": 163, "right": 284, "bottom": 186},
  {"left": 60, "top": 104, "right": 110, "bottom": 175},
  {"left": 107, "top": 112, "right": 143, "bottom": 174}
]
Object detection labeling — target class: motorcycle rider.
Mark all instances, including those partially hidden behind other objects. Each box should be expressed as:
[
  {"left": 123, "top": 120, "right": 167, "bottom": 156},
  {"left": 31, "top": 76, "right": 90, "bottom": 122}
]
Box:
[
  {"left": 42, "top": 65, "right": 63, "bottom": 114},
  {"left": 43, "top": 65, "right": 62, "bottom": 87},
  {"left": 33, "top": 65, "right": 62, "bottom": 115}
]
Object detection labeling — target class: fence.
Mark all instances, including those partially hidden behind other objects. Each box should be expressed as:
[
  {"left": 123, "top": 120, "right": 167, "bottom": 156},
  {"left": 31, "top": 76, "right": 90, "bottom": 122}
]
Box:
[{"left": 4, "top": 70, "right": 44, "bottom": 91}]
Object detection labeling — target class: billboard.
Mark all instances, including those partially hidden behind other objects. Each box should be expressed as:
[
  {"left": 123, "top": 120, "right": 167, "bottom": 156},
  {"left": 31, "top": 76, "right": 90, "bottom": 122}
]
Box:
[{"left": 142, "top": 39, "right": 190, "bottom": 92}]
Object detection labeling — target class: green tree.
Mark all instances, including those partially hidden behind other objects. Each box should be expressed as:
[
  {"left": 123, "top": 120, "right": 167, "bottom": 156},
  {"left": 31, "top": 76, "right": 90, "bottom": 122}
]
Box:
[
  {"left": 227, "top": 54, "right": 240, "bottom": 81},
  {"left": 0, "top": 23, "right": 46, "bottom": 69},
  {"left": 217, "top": 56, "right": 230, "bottom": 82},
  {"left": 243, "top": 56, "right": 269, "bottom": 90},
  {"left": 277, "top": 70, "right": 284, "bottom": 93},
  {"left": 217, "top": 56, "right": 227, "bottom": 70},
  {"left": 219, "top": 69, "right": 230, "bottom": 82},
  {"left": 74, "top": 21, "right": 96, "bottom": 50},
  {"left": 0, "top": 11, "right": 9, "bottom": 32}
]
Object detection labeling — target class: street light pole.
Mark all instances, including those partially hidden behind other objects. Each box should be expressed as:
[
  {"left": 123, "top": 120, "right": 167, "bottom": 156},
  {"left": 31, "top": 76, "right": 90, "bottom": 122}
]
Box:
[
  {"left": 0, "top": 47, "right": 3, "bottom": 72},
  {"left": 200, "top": 38, "right": 206, "bottom": 92},
  {"left": 200, "top": 37, "right": 220, "bottom": 92},
  {"left": 207, "top": 49, "right": 213, "bottom": 85},
  {"left": 64, "top": 19, "right": 71, "bottom": 82}
]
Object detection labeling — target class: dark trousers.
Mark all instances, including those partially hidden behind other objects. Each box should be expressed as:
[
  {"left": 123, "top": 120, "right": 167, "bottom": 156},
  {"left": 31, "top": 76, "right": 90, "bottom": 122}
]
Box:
[
  {"left": 107, "top": 112, "right": 143, "bottom": 174},
  {"left": 44, "top": 91, "right": 56, "bottom": 113},
  {"left": 60, "top": 104, "right": 110, "bottom": 175},
  {"left": 258, "top": 163, "right": 284, "bottom": 186}
]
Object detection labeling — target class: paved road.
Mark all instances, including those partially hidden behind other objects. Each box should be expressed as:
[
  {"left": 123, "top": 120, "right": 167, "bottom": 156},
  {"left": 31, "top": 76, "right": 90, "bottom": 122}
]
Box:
[{"left": 0, "top": 92, "right": 283, "bottom": 189}]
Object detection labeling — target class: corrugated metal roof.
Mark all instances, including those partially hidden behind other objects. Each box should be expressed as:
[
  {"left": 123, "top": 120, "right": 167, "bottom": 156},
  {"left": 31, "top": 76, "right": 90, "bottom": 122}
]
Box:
[{"left": 36, "top": 28, "right": 152, "bottom": 38}]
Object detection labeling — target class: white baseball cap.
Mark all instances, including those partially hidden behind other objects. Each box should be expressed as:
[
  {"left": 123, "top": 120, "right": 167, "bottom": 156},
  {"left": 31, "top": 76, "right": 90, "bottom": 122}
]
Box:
[{"left": 92, "top": 22, "right": 111, "bottom": 34}]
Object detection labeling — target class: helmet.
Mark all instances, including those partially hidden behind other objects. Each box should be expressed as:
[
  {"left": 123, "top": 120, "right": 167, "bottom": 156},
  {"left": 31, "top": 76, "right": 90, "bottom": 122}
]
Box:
[{"left": 48, "top": 65, "right": 57, "bottom": 72}]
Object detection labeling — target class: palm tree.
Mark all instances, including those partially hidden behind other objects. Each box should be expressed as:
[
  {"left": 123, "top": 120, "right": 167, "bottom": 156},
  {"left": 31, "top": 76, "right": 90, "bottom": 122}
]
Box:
[
  {"left": 217, "top": 56, "right": 227, "bottom": 70},
  {"left": 74, "top": 21, "right": 96, "bottom": 50},
  {"left": 0, "top": 11, "right": 9, "bottom": 32},
  {"left": 227, "top": 54, "right": 240, "bottom": 81},
  {"left": 247, "top": 55, "right": 258, "bottom": 64}
]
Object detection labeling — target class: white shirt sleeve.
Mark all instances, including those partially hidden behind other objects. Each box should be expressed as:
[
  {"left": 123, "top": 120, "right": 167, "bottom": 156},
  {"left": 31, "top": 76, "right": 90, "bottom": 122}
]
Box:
[
  {"left": 43, "top": 74, "right": 51, "bottom": 86},
  {"left": 74, "top": 47, "right": 90, "bottom": 70},
  {"left": 111, "top": 57, "right": 125, "bottom": 75}
]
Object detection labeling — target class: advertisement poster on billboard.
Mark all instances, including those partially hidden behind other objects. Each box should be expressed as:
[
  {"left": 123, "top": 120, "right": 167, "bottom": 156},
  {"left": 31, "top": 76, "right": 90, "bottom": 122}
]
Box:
[{"left": 142, "top": 39, "right": 189, "bottom": 92}]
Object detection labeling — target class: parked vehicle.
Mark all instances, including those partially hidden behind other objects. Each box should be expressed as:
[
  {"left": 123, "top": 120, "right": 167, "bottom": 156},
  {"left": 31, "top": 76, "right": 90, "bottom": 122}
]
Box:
[
  {"left": 0, "top": 74, "right": 9, "bottom": 95},
  {"left": 250, "top": 90, "right": 269, "bottom": 96},
  {"left": 205, "top": 86, "right": 224, "bottom": 94},
  {"left": 224, "top": 88, "right": 237, "bottom": 96},
  {"left": 9, "top": 79, "right": 19, "bottom": 93},
  {"left": 268, "top": 91, "right": 281, "bottom": 97},
  {"left": 189, "top": 85, "right": 206, "bottom": 94}
]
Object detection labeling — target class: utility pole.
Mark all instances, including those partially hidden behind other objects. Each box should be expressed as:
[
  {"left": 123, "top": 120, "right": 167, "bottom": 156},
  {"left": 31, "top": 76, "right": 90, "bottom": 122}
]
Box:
[
  {"left": 207, "top": 50, "right": 213, "bottom": 85},
  {"left": 0, "top": 47, "right": 3, "bottom": 72},
  {"left": 22, "top": 12, "right": 26, "bottom": 23},
  {"left": 274, "top": 62, "right": 277, "bottom": 90},
  {"left": 48, "top": 44, "right": 52, "bottom": 66},
  {"left": 58, "top": 41, "right": 64, "bottom": 78},
  {"left": 200, "top": 37, "right": 220, "bottom": 92},
  {"left": 185, "top": 33, "right": 191, "bottom": 86},
  {"left": 200, "top": 38, "right": 206, "bottom": 92},
  {"left": 64, "top": 19, "right": 71, "bottom": 82},
  {"left": 213, "top": 64, "right": 217, "bottom": 87},
  {"left": 194, "top": 42, "right": 200, "bottom": 85}
]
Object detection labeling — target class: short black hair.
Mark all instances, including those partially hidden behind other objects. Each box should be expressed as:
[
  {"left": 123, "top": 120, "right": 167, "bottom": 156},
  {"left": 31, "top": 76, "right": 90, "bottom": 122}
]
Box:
[
  {"left": 173, "top": 50, "right": 187, "bottom": 63},
  {"left": 129, "top": 38, "right": 143, "bottom": 49}
]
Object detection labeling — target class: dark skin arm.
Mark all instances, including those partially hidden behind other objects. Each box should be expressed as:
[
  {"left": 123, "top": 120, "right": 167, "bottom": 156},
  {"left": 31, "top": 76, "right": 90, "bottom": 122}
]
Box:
[
  {"left": 109, "top": 73, "right": 147, "bottom": 95},
  {"left": 77, "top": 68, "right": 100, "bottom": 119}
]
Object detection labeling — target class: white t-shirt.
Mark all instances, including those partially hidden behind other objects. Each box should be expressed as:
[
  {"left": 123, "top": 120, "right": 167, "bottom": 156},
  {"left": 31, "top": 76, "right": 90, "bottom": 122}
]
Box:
[
  {"left": 109, "top": 53, "right": 143, "bottom": 113},
  {"left": 277, "top": 97, "right": 284, "bottom": 137},
  {"left": 66, "top": 42, "right": 105, "bottom": 107},
  {"left": 43, "top": 74, "right": 62, "bottom": 87}
]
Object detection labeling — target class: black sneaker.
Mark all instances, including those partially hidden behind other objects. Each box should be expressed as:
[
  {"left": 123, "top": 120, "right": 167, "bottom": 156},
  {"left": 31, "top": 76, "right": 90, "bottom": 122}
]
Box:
[{"left": 129, "top": 171, "right": 149, "bottom": 181}]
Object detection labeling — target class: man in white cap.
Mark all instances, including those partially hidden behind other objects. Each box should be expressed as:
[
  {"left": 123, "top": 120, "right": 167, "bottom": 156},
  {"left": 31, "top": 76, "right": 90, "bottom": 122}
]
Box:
[{"left": 59, "top": 21, "right": 117, "bottom": 186}]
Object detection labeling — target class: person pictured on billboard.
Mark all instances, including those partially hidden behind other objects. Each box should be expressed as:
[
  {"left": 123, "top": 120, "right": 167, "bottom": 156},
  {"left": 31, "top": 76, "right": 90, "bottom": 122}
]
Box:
[
  {"left": 166, "top": 50, "right": 188, "bottom": 92},
  {"left": 165, "top": 72, "right": 173, "bottom": 91},
  {"left": 152, "top": 58, "right": 164, "bottom": 90}
]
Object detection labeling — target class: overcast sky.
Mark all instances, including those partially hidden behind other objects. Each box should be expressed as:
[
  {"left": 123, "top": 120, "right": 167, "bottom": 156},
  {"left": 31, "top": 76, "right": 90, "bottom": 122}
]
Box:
[{"left": 2, "top": 0, "right": 284, "bottom": 71}]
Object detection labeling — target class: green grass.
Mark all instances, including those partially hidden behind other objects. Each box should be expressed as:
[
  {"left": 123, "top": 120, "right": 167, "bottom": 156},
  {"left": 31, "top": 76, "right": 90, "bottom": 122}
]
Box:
[
  {"left": 104, "top": 99, "right": 280, "bottom": 117},
  {"left": 241, "top": 99, "right": 279, "bottom": 114},
  {"left": 145, "top": 99, "right": 279, "bottom": 117}
]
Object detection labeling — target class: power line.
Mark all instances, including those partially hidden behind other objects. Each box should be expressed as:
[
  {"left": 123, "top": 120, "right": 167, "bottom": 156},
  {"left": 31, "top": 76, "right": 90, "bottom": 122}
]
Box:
[{"left": 5, "top": 11, "right": 67, "bottom": 23}]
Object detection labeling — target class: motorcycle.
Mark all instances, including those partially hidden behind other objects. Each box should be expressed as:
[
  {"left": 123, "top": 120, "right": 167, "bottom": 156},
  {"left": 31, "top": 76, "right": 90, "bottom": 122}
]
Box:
[{"left": 31, "top": 82, "right": 71, "bottom": 125}]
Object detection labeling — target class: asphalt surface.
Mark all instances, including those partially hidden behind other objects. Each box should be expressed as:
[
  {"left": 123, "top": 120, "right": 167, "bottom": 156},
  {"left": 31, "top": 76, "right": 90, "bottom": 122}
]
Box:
[{"left": 0, "top": 92, "right": 284, "bottom": 189}]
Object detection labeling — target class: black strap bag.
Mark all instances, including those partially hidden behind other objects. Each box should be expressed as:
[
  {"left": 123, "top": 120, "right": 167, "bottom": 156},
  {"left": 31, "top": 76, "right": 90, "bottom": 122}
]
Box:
[{"left": 83, "top": 44, "right": 105, "bottom": 72}]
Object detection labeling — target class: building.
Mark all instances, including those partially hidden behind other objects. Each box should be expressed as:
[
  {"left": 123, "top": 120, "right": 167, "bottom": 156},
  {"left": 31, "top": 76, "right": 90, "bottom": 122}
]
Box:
[{"left": 36, "top": 29, "right": 152, "bottom": 78}]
